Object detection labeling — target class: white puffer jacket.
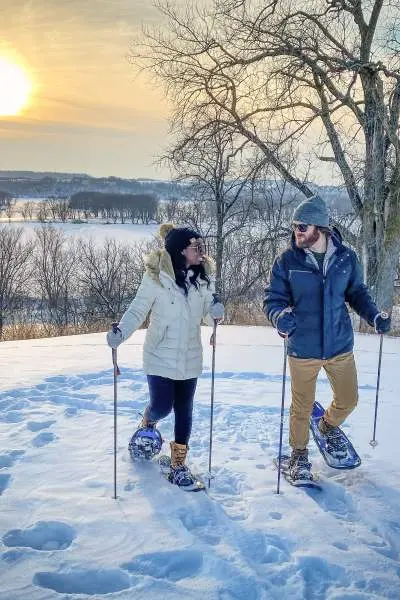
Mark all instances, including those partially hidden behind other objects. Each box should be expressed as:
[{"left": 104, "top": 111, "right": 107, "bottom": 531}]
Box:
[{"left": 118, "top": 249, "right": 216, "bottom": 380}]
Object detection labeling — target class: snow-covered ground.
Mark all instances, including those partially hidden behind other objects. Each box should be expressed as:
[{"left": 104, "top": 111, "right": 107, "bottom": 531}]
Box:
[
  {"left": 2, "top": 221, "right": 159, "bottom": 245},
  {"left": 0, "top": 326, "right": 399, "bottom": 599}
]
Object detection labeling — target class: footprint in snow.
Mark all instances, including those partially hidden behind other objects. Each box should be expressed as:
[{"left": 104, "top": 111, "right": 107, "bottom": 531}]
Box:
[
  {"left": 26, "top": 420, "right": 56, "bottom": 432},
  {"left": 33, "top": 569, "right": 131, "bottom": 595},
  {"left": 0, "top": 473, "right": 12, "bottom": 496},
  {"left": 176, "top": 506, "right": 221, "bottom": 546},
  {"left": 3, "top": 521, "right": 75, "bottom": 551},
  {"left": 31, "top": 431, "right": 56, "bottom": 447},
  {"left": 121, "top": 549, "right": 203, "bottom": 581},
  {"left": 0, "top": 450, "right": 24, "bottom": 469},
  {"left": 237, "top": 528, "right": 292, "bottom": 565}
]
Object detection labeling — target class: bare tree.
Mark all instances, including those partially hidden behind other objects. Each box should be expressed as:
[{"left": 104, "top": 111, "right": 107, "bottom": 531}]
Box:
[
  {"left": 134, "top": 0, "right": 400, "bottom": 311},
  {"left": 21, "top": 201, "right": 34, "bottom": 221},
  {"left": 0, "top": 191, "right": 11, "bottom": 209},
  {"left": 55, "top": 199, "right": 71, "bottom": 223},
  {"left": 157, "top": 196, "right": 186, "bottom": 223},
  {"left": 36, "top": 201, "right": 49, "bottom": 223},
  {"left": 164, "top": 113, "right": 266, "bottom": 293},
  {"left": 0, "top": 227, "right": 34, "bottom": 338},
  {"left": 5, "top": 197, "right": 15, "bottom": 222},
  {"left": 77, "top": 238, "right": 149, "bottom": 322},
  {"left": 33, "top": 226, "right": 78, "bottom": 328}
]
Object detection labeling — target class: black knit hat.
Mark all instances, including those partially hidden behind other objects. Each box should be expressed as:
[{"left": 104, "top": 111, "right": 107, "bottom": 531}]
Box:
[{"left": 159, "top": 223, "right": 201, "bottom": 255}]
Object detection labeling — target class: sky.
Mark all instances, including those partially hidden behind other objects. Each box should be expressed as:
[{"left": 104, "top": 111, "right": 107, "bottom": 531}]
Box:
[
  {"left": 0, "top": 325, "right": 399, "bottom": 598},
  {"left": 0, "top": 0, "right": 171, "bottom": 179},
  {"left": 0, "top": 0, "right": 344, "bottom": 186}
]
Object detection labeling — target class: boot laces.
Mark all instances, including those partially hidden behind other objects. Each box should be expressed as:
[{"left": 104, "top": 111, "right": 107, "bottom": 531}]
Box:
[
  {"left": 289, "top": 453, "right": 312, "bottom": 480},
  {"left": 171, "top": 465, "right": 196, "bottom": 487},
  {"left": 325, "top": 427, "right": 347, "bottom": 456}
]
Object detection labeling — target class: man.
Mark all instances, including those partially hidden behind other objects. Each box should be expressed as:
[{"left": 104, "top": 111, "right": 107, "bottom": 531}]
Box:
[{"left": 264, "top": 195, "right": 391, "bottom": 481}]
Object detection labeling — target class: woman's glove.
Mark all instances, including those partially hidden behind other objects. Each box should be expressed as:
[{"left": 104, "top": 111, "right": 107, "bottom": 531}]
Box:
[
  {"left": 106, "top": 325, "right": 123, "bottom": 348},
  {"left": 209, "top": 302, "right": 225, "bottom": 321},
  {"left": 209, "top": 294, "right": 225, "bottom": 321}
]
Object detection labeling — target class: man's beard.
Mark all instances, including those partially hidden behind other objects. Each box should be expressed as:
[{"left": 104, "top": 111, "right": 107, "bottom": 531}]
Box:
[{"left": 295, "top": 228, "right": 320, "bottom": 249}]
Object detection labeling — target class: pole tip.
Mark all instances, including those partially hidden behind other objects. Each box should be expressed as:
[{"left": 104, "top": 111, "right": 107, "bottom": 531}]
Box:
[{"left": 369, "top": 440, "right": 378, "bottom": 448}]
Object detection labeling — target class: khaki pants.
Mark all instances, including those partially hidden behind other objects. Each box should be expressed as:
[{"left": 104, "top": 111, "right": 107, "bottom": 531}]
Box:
[{"left": 288, "top": 351, "right": 358, "bottom": 451}]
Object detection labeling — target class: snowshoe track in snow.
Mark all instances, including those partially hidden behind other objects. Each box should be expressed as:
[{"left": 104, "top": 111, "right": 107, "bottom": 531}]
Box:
[{"left": 0, "top": 347, "right": 399, "bottom": 599}]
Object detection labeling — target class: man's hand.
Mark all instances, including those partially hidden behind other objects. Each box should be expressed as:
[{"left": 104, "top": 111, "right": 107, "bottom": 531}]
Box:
[
  {"left": 276, "top": 309, "right": 296, "bottom": 337},
  {"left": 374, "top": 312, "right": 391, "bottom": 334}
]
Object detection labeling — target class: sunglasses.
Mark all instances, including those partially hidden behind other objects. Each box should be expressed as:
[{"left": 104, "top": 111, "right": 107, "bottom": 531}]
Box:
[{"left": 292, "top": 223, "right": 310, "bottom": 232}]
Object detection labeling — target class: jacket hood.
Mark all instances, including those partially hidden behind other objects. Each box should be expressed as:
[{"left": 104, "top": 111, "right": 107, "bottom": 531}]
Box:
[{"left": 145, "top": 249, "right": 214, "bottom": 284}]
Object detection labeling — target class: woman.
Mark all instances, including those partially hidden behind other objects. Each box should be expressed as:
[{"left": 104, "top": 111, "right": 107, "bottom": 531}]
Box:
[{"left": 106, "top": 223, "right": 224, "bottom": 488}]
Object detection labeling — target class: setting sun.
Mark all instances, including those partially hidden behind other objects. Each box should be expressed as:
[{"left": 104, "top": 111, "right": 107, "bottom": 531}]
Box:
[{"left": 0, "top": 57, "right": 32, "bottom": 116}]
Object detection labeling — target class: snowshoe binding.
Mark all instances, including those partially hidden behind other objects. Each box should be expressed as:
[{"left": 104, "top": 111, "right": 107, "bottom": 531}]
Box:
[{"left": 158, "top": 455, "right": 206, "bottom": 492}]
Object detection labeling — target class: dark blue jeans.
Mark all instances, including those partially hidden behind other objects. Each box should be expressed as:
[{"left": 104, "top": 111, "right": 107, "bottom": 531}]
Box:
[{"left": 145, "top": 375, "right": 197, "bottom": 445}]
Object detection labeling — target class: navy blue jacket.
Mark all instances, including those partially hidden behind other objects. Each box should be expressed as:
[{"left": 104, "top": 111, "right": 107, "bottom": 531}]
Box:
[{"left": 264, "top": 229, "right": 379, "bottom": 359}]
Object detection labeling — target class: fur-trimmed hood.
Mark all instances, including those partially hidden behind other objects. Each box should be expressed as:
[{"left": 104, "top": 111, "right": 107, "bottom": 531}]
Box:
[{"left": 144, "top": 249, "right": 214, "bottom": 284}]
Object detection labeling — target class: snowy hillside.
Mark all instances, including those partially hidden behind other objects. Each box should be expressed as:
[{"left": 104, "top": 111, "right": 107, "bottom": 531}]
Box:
[{"left": 0, "top": 326, "right": 399, "bottom": 599}]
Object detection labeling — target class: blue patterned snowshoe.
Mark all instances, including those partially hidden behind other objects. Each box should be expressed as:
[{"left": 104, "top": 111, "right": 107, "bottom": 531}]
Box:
[{"left": 128, "top": 426, "right": 163, "bottom": 461}]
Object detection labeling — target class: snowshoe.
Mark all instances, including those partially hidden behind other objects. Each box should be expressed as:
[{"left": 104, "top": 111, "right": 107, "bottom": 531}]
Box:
[
  {"left": 310, "top": 402, "right": 361, "bottom": 469},
  {"left": 273, "top": 455, "right": 321, "bottom": 490},
  {"left": 128, "top": 425, "right": 163, "bottom": 461}
]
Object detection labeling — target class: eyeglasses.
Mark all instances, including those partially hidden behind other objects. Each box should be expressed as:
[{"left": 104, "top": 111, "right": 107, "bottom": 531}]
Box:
[
  {"left": 292, "top": 223, "right": 309, "bottom": 232},
  {"left": 187, "top": 243, "right": 205, "bottom": 254}
]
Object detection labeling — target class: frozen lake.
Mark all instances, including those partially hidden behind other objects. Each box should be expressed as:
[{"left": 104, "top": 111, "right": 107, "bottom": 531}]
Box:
[{"left": 0, "top": 221, "right": 159, "bottom": 245}]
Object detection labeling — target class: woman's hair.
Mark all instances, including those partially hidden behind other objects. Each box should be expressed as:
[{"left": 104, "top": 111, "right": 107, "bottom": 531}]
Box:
[
  {"left": 168, "top": 237, "right": 210, "bottom": 296},
  {"left": 160, "top": 224, "right": 210, "bottom": 295}
]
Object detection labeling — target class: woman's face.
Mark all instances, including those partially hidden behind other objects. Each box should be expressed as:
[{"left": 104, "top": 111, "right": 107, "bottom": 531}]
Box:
[{"left": 182, "top": 237, "right": 205, "bottom": 267}]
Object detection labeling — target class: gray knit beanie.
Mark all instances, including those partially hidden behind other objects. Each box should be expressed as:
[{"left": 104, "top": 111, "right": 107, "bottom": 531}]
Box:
[{"left": 292, "top": 195, "right": 330, "bottom": 227}]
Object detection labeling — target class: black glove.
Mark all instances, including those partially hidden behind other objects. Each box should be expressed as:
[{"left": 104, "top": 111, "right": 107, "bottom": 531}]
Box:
[
  {"left": 374, "top": 312, "right": 391, "bottom": 334},
  {"left": 276, "top": 310, "right": 296, "bottom": 337}
]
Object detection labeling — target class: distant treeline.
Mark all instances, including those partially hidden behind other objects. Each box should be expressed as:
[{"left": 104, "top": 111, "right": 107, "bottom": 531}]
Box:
[
  {"left": 69, "top": 192, "right": 159, "bottom": 223},
  {"left": 0, "top": 190, "right": 11, "bottom": 206},
  {"left": 0, "top": 172, "right": 187, "bottom": 199}
]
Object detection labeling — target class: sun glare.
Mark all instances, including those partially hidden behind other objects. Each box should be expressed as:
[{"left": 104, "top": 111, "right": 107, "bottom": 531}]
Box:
[{"left": 0, "top": 57, "right": 32, "bottom": 116}]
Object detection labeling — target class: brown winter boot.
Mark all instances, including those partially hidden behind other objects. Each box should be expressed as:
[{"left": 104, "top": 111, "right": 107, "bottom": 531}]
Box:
[
  {"left": 170, "top": 441, "right": 188, "bottom": 468},
  {"left": 169, "top": 442, "right": 198, "bottom": 488},
  {"left": 318, "top": 416, "right": 333, "bottom": 435}
]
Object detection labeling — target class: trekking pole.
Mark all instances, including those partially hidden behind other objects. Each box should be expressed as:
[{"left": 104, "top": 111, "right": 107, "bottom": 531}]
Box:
[
  {"left": 111, "top": 322, "right": 120, "bottom": 499},
  {"left": 208, "top": 318, "right": 218, "bottom": 489},
  {"left": 277, "top": 336, "right": 288, "bottom": 495},
  {"left": 370, "top": 333, "right": 384, "bottom": 448}
]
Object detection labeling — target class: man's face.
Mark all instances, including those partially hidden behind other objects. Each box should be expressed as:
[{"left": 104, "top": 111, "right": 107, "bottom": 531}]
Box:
[{"left": 292, "top": 222, "right": 320, "bottom": 249}]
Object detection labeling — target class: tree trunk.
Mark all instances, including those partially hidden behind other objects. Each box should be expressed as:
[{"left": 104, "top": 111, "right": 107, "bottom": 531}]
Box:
[
  {"left": 215, "top": 190, "right": 224, "bottom": 296},
  {"left": 375, "top": 178, "right": 400, "bottom": 311}
]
